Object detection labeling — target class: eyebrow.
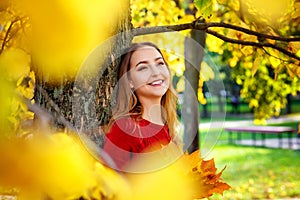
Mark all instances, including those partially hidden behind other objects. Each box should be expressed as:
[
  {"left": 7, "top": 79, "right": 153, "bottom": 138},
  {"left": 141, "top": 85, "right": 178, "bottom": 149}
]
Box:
[{"left": 135, "top": 57, "right": 164, "bottom": 67}]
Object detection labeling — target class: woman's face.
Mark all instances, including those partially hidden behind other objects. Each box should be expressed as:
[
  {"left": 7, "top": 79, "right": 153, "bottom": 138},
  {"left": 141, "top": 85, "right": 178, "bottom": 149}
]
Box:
[{"left": 129, "top": 46, "right": 170, "bottom": 101}]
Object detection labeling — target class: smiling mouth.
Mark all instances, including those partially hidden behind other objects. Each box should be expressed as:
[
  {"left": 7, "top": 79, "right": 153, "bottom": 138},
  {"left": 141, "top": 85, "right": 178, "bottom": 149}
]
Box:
[{"left": 148, "top": 80, "right": 164, "bottom": 86}]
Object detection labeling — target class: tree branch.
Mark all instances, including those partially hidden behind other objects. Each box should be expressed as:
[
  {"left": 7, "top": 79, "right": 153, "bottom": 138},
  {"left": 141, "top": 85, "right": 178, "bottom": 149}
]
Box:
[
  {"left": 203, "top": 22, "right": 300, "bottom": 42},
  {"left": 205, "top": 29, "right": 300, "bottom": 61},
  {"left": 132, "top": 23, "right": 194, "bottom": 35},
  {"left": 0, "top": 17, "right": 26, "bottom": 55},
  {"left": 0, "top": 20, "right": 16, "bottom": 54},
  {"left": 132, "top": 21, "right": 300, "bottom": 62}
]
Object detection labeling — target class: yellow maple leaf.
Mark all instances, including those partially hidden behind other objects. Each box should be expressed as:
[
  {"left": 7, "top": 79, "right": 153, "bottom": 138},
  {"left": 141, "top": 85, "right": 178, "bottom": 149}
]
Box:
[{"left": 184, "top": 150, "right": 231, "bottom": 199}]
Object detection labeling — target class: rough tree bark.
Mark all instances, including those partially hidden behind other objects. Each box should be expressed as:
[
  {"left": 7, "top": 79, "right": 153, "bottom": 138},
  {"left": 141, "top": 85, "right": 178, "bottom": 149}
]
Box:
[{"left": 34, "top": 1, "right": 133, "bottom": 148}]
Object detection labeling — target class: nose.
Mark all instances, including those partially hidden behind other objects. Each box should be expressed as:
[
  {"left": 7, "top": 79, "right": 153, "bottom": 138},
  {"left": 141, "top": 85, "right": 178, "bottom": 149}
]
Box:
[{"left": 150, "top": 64, "right": 160, "bottom": 76}]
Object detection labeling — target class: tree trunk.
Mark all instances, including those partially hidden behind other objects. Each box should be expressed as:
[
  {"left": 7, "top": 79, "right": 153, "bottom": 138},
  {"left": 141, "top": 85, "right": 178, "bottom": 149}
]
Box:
[
  {"left": 34, "top": 1, "right": 133, "bottom": 148},
  {"left": 182, "top": 29, "right": 206, "bottom": 154},
  {"left": 285, "top": 94, "right": 292, "bottom": 114},
  {"left": 217, "top": 93, "right": 224, "bottom": 113}
]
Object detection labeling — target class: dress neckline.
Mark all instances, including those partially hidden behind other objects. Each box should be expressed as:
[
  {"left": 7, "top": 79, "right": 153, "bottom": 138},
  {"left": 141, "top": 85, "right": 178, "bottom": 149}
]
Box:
[{"left": 138, "top": 118, "right": 166, "bottom": 128}]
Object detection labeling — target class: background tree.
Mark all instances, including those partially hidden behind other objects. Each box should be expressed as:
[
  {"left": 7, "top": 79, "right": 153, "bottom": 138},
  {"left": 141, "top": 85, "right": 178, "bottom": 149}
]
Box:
[{"left": 205, "top": 0, "right": 300, "bottom": 124}]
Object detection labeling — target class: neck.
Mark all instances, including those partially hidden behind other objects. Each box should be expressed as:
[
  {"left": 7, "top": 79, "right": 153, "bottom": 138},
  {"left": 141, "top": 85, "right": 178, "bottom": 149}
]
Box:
[{"left": 139, "top": 98, "right": 164, "bottom": 125}]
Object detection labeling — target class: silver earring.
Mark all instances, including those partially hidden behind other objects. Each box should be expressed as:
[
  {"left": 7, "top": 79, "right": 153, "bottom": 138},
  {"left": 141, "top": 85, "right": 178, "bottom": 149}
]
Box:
[
  {"left": 130, "top": 83, "right": 134, "bottom": 90},
  {"left": 130, "top": 86, "right": 135, "bottom": 92}
]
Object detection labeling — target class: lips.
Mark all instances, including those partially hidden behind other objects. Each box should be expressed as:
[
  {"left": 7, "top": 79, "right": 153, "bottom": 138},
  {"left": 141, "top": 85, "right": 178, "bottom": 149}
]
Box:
[{"left": 148, "top": 80, "right": 164, "bottom": 86}]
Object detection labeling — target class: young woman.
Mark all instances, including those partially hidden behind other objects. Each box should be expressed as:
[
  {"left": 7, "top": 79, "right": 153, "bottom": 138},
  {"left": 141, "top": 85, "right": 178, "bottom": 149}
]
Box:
[{"left": 103, "top": 42, "right": 182, "bottom": 171}]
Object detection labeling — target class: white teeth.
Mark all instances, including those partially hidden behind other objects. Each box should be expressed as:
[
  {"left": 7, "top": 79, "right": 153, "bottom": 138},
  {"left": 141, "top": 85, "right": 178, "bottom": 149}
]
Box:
[{"left": 150, "top": 80, "right": 163, "bottom": 85}]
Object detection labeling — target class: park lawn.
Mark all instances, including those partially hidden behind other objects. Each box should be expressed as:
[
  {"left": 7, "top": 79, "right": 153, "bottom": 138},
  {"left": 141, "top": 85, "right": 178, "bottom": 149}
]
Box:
[
  {"left": 206, "top": 145, "right": 300, "bottom": 200},
  {"left": 198, "top": 121, "right": 299, "bottom": 142}
]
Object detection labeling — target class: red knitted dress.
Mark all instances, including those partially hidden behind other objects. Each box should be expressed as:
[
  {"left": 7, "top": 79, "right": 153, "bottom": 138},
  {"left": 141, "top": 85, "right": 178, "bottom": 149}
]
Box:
[{"left": 103, "top": 117, "right": 171, "bottom": 170}]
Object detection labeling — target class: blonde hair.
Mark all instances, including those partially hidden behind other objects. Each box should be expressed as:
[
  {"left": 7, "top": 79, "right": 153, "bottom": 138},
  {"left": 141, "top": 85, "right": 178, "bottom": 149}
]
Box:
[{"left": 107, "top": 42, "right": 179, "bottom": 139}]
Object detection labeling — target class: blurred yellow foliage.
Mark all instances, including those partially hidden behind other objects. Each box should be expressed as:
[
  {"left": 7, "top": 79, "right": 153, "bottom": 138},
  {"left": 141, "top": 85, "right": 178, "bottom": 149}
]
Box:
[
  {"left": 241, "top": 0, "right": 293, "bottom": 25},
  {"left": 249, "top": 98, "right": 259, "bottom": 108},
  {"left": 198, "top": 89, "right": 207, "bottom": 104},
  {"left": 176, "top": 77, "right": 185, "bottom": 93},
  {"left": 288, "top": 42, "right": 300, "bottom": 54},
  {"left": 0, "top": 48, "right": 30, "bottom": 81},
  {"left": 229, "top": 56, "right": 239, "bottom": 67},
  {"left": 16, "top": 71, "right": 35, "bottom": 100},
  {"left": 241, "top": 46, "right": 254, "bottom": 57},
  {"left": 201, "top": 61, "right": 215, "bottom": 81},
  {"left": 0, "top": 0, "right": 9, "bottom": 11},
  {"left": 126, "top": 150, "right": 230, "bottom": 200},
  {"left": 11, "top": 0, "right": 124, "bottom": 83},
  {"left": 0, "top": 132, "right": 230, "bottom": 200},
  {"left": 0, "top": 48, "right": 35, "bottom": 135},
  {"left": 0, "top": 133, "right": 131, "bottom": 200},
  {"left": 206, "top": 34, "right": 224, "bottom": 54},
  {"left": 0, "top": 78, "right": 14, "bottom": 135}
]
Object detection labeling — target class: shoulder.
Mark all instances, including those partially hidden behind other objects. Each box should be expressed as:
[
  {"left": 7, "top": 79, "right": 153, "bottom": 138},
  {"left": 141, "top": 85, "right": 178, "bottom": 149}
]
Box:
[{"left": 107, "top": 116, "right": 137, "bottom": 135}]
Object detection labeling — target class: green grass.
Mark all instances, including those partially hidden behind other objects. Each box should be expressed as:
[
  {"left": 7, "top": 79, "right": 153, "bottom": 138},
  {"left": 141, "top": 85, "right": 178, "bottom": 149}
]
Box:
[
  {"left": 206, "top": 145, "right": 300, "bottom": 200},
  {"left": 195, "top": 119, "right": 300, "bottom": 199}
]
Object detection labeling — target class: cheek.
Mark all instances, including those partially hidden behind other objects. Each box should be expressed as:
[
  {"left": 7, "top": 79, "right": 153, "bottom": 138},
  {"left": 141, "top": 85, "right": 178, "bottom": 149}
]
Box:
[
  {"left": 163, "top": 68, "right": 171, "bottom": 80},
  {"left": 130, "top": 72, "right": 147, "bottom": 87}
]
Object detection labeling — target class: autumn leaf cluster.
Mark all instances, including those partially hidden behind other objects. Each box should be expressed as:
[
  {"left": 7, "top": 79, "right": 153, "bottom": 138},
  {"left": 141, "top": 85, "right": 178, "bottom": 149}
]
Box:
[
  {"left": 207, "top": 0, "right": 300, "bottom": 123},
  {"left": 182, "top": 150, "right": 231, "bottom": 199}
]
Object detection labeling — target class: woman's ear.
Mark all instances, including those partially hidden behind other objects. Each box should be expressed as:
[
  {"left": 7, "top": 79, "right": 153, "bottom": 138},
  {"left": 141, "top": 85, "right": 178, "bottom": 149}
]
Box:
[{"left": 129, "top": 80, "right": 134, "bottom": 89}]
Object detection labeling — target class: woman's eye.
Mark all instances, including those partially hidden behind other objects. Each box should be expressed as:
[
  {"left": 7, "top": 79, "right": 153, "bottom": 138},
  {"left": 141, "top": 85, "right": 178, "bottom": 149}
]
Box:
[
  {"left": 157, "top": 62, "right": 165, "bottom": 66},
  {"left": 137, "top": 65, "right": 148, "bottom": 71}
]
